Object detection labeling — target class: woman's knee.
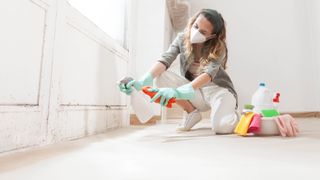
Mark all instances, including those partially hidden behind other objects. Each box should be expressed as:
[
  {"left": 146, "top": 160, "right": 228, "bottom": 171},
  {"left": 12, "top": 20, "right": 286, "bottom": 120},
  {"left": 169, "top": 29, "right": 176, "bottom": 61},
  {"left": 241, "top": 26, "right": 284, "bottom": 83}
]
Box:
[
  {"left": 154, "top": 73, "right": 168, "bottom": 88},
  {"left": 212, "top": 114, "right": 238, "bottom": 134},
  {"left": 154, "top": 71, "right": 188, "bottom": 88},
  {"left": 209, "top": 91, "right": 237, "bottom": 134}
]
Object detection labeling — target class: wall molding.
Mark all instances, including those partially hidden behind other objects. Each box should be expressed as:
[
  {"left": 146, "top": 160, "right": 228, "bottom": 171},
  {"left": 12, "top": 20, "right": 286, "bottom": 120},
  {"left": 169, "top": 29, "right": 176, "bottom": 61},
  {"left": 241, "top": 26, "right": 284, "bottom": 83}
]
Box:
[{"left": 130, "top": 114, "right": 161, "bottom": 125}]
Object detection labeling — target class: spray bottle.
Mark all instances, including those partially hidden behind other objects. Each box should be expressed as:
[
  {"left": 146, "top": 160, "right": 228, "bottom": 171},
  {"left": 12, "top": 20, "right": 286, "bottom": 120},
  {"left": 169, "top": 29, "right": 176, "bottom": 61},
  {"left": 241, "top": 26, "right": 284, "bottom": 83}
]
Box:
[{"left": 118, "top": 77, "right": 155, "bottom": 123}]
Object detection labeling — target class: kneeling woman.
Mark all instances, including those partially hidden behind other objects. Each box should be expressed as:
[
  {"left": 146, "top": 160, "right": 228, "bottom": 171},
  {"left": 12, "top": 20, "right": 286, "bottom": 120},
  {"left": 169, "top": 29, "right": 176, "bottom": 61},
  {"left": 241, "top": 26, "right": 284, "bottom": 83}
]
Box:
[{"left": 120, "top": 9, "right": 239, "bottom": 134}]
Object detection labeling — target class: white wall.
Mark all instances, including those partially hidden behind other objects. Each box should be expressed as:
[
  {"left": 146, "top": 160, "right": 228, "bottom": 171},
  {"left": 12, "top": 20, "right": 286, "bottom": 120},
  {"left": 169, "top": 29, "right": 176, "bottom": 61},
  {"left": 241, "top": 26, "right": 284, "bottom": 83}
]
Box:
[
  {"left": 128, "top": 0, "right": 172, "bottom": 115},
  {"left": 308, "top": 0, "right": 320, "bottom": 110},
  {"left": 0, "top": 0, "right": 128, "bottom": 153},
  {"left": 129, "top": 0, "right": 169, "bottom": 78},
  {"left": 189, "top": 0, "right": 319, "bottom": 112},
  {"left": 66, "top": 0, "right": 173, "bottom": 117},
  {"left": 67, "top": 0, "right": 127, "bottom": 47}
]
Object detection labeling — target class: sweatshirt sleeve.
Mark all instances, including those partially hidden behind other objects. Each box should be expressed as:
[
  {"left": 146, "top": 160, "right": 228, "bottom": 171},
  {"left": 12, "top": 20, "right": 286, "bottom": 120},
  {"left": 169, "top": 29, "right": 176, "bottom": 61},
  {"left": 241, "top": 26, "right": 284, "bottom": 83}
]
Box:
[{"left": 158, "top": 33, "right": 184, "bottom": 69}]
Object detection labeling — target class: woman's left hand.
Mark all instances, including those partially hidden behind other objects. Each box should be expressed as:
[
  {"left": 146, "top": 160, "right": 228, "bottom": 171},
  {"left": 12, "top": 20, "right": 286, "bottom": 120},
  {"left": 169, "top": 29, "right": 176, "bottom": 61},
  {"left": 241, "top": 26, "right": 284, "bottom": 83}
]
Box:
[
  {"left": 148, "top": 83, "right": 195, "bottom": 106},
  {"left": 148, "top": 88, "right": 177, "bottom": 106}
]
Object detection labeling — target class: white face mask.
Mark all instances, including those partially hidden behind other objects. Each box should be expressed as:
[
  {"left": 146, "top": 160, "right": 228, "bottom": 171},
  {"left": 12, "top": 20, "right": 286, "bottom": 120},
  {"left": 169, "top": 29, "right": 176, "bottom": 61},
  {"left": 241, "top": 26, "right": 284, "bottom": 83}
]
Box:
[{"left": 190, "top": 27, "right": 206, "bottom": 44}]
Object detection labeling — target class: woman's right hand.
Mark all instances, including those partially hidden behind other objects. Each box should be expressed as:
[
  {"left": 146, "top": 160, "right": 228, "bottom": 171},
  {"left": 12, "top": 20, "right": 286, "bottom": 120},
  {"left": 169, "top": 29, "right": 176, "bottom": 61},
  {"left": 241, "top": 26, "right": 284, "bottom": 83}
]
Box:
[
  {"left": 119, "top": 73, "right": 153, "bottom": 95},
  {"left": 118, "top": 77, "right": 137, "bottom": 95},
  {"left": 119, "top": 79, "right": 136, "bottom": 95},
  {"left": 119, "top": 79, "right": 145, "bottom": 95}
]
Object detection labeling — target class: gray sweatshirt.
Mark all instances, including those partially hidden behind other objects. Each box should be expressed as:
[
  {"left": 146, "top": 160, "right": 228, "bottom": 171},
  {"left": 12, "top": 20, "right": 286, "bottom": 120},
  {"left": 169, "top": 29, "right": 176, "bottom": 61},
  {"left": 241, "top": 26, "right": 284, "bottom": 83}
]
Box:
[{"left": 158, "top": 32, "right": 238, "bottom": 107}]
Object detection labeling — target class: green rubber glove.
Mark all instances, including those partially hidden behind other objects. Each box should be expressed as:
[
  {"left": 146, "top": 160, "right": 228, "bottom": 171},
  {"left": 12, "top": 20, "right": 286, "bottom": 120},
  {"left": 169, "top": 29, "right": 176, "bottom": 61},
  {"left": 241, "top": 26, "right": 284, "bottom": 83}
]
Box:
[
  {"left": 119, "top": 73, "right": 153, "bottom": 95},
  {"left": 149, "top": 83, "right": 195, "bottom": 106},
  {"left": 119, "top": 82, "right": 133, "bottom": 95}
]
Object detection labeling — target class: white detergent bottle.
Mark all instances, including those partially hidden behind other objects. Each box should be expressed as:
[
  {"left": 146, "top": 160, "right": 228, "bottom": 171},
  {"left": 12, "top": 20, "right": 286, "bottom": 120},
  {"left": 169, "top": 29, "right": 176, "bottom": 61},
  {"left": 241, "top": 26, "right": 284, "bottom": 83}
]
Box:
[{"left": 251, "top": 83, "right": 274, "bottom": 113}]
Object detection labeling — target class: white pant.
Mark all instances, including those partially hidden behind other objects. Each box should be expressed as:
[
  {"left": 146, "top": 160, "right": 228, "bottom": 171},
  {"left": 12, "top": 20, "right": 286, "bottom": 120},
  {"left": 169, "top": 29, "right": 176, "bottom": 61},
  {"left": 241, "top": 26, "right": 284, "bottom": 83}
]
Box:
[{"left": 155, "top": 71, "right": 239, "bottom": 134}]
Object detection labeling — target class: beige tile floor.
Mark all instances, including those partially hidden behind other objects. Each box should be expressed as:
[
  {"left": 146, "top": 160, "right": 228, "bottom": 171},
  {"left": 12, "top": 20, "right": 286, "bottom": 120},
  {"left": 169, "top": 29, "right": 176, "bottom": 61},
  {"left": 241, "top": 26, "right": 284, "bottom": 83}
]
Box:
[{"left": 0, "top": 118, "right": 320, "bottom": 180}]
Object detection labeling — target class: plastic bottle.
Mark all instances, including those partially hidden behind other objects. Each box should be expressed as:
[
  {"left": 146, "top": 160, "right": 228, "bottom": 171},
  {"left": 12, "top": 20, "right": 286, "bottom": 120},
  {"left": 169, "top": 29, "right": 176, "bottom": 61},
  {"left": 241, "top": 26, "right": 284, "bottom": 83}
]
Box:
[
  {"left": 118, "top": 77, "right": 155, "bottom": 123},
  {"left": 142, "top": 86, "right": 176, "bottom": 108},
  {"left": 251, "top": 83, "right": 274, "bottom": 113},
  {"left": 242, "top": 104, "right": 254, "bottom": 114},
  {"left": 130, "top": 88, "right": 156, "bottom": 123}
]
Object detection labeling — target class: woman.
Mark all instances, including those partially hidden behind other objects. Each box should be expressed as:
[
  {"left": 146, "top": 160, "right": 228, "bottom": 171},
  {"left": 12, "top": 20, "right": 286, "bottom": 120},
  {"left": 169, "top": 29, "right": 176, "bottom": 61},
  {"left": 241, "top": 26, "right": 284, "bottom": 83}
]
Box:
[{"left": 120, "top": 9, "right": 239, "bottom": 134}]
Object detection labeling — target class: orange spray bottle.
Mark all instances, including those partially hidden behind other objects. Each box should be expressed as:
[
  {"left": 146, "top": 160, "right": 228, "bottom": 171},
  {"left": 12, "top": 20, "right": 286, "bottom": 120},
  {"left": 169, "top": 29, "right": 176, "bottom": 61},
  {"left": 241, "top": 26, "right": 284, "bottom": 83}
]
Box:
[{"left": 142, "top": 86, "right": 176, "bottom": 108}]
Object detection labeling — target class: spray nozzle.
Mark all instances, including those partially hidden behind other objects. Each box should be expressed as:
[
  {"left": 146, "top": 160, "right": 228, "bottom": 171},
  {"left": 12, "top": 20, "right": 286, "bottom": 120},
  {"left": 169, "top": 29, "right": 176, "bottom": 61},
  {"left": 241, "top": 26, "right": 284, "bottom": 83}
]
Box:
[{"left": 273, "top": 92, "right": 280, "bottom": 103}]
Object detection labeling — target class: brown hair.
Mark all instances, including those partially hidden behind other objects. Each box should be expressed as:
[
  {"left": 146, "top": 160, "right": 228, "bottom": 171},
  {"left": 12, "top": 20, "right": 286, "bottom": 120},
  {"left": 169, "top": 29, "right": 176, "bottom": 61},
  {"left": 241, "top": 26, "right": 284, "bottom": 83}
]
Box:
[{"left": 184, "top": 9, "right": 228, "bottom": 69}]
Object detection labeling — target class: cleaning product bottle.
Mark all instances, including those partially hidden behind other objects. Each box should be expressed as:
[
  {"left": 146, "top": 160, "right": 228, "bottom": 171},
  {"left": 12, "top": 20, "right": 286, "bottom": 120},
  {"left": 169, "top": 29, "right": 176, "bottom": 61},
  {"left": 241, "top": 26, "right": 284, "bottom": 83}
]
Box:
[
  {"left": 142, "top": 86, "right": 176, "bottom": 108},
  {"left": 118, "top": 77, "right": 156, "bottom": 123},
  {"left": 251, "top": 83, "right": 274, "bottom": 113},
  {"left": 242, "top": 104, "right": 254, "bottom": 114}
]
